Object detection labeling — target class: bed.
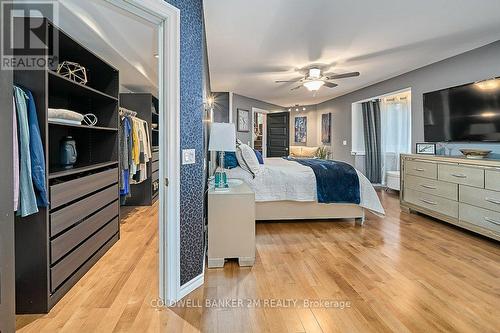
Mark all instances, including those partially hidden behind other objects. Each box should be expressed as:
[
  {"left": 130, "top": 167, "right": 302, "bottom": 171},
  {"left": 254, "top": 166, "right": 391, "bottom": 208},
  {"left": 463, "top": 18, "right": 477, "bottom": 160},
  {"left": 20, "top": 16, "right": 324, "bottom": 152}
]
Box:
[{"left": 226, "top": 157, "right": 385, "bottom": 224}]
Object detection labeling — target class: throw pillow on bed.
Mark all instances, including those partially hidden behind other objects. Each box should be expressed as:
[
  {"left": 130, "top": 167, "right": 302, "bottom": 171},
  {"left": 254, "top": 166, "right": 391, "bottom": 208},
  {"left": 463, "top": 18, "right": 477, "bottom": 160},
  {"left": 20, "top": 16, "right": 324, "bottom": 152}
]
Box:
[
  {"left": 216, "top": 151, "right": 239, "bottom": 169},
  {"left": 236, "top": 143, "right": 261, "bottom": 176},
  {"left": 253, "top": 149, "right": 264, "bottom": 164}
]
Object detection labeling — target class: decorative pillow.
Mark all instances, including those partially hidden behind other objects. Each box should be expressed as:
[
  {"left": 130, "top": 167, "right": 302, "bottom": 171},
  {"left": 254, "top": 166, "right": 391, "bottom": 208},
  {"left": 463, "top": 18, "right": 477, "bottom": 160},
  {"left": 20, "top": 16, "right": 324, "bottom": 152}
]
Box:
[
  {"left": 216, "top": 151, "right": 239, "bottom": 169},
  {"left": 236, "top": 143, "right": 261, "bottom": 176},
  {"left": 253, "top": 149, "right": 264, "bottom": 164}
]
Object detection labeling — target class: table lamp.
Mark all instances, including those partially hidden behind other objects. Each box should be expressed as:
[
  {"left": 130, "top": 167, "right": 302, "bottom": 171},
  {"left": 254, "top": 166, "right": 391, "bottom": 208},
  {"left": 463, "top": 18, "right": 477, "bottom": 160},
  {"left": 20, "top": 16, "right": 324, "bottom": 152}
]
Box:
[{"left": 209, "top": 122, "right": 236, "bottom": 189}]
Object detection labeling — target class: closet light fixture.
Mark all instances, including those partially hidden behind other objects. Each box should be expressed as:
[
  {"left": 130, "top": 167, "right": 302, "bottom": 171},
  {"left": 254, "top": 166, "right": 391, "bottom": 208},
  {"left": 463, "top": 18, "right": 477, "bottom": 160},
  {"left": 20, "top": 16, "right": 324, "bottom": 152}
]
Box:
[
  {"left": 303, "top": 80, "right": 324, "bottom": 91},
  {"left": 475, "top": 78, "right": 499, "bottom": 90}
]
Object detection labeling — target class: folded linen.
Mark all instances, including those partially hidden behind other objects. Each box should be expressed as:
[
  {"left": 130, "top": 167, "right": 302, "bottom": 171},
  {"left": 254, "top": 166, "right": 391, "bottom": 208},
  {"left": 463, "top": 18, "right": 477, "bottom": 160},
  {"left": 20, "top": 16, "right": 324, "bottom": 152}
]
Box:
[
  {"left": 48, "top": 108, "right": 84, "bottom": 123},
  {"left": 48, "top": 118, "right": 83, "bottom": 125}
]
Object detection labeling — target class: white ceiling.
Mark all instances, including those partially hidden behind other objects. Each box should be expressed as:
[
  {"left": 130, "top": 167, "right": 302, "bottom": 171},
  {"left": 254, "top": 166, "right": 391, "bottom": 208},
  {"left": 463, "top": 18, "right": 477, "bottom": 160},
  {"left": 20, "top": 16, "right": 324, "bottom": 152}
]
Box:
[
  {"left": 58, "top": 0, "right": 158, "bottom": 95},
  {"left": 204, "top": 0, "right": 500, "bottom": 106}
]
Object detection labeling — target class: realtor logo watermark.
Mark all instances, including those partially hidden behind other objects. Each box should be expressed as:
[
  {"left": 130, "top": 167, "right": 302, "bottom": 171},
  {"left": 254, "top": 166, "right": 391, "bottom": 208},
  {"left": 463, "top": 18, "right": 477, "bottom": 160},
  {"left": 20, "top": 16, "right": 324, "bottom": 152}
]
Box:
[{"left": 1, "top": 0, "right": 59, "bottom": 70}]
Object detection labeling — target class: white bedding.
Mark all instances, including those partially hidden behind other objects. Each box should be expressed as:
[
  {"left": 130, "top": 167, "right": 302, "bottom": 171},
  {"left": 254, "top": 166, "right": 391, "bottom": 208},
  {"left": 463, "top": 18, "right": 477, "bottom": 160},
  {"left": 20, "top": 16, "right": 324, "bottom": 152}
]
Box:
[{"left": 226, "top": 157, "right": 385, "bottom": 215}]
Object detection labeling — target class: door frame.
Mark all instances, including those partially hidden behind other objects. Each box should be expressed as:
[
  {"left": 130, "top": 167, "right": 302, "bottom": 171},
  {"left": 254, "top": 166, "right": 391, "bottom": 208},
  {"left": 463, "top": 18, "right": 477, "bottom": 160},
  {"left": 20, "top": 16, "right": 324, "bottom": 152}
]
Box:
[
  {"left": 251, "top": 107, "right": 268, "bottom": 157},
  {"left": 105, "top": 0, "right": 182, "bottom": 304}
]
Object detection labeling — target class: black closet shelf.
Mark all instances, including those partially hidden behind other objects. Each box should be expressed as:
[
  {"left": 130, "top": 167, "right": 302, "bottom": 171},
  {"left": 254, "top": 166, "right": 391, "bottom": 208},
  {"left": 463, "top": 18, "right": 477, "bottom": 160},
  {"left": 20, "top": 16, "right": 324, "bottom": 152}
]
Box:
[
  {"left": 49, "top": 161, "right": 119, "bottom": 179},
  {"left": 48, "top": 71, "right": 118, "bottom": 102},
  {"left": 48, "top": 121, "right": 118, "bottom": 132}
]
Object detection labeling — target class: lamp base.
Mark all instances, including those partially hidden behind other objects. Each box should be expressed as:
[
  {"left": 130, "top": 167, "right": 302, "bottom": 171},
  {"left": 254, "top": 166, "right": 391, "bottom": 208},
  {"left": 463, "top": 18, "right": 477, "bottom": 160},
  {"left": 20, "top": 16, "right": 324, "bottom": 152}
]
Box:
[{"left": 214, "top": 169, "right": 229, "bottom": 190}]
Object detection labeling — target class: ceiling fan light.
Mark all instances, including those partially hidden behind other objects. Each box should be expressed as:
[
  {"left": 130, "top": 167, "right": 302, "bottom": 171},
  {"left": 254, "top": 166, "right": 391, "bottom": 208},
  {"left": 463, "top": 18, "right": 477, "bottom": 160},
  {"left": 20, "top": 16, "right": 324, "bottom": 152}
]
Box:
[{"left": 303, "top": 80, "right": 324, "bottom": 91}]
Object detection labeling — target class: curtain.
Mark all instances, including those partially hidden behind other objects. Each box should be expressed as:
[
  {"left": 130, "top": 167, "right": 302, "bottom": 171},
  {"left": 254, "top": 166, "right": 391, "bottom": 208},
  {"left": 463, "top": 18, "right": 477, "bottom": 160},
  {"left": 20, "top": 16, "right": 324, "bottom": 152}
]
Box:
[
  {"left": 361, "top": 100, "right": 382, "bottom": 183},
  {"left": 380, "top": 96, "right": 411, "bottom": 184}
]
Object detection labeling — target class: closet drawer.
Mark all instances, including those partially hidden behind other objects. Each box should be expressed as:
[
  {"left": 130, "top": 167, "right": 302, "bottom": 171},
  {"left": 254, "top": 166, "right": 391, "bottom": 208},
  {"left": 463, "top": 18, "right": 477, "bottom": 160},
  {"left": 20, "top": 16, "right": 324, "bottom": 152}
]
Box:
[
  {"left": 404, "top": 189, "right": 458, "bottom": 218},
  {"left": 438, "top": 164, "right": 484, "bottom": 188},
  {"left": 50, "top": 168, "right": 118, "bottom": 209},
  {"left": 459, "top": 185, "right": 500, "bottom": 213},
  {"left": 152, "top": 160, "right": 159, "bottom": 172},
  {"left": 459, "top": 203, "right": 500, "bottom": 235},
  {"left": 405, "top": 160, "right": 437, "bottom": 179},
  {"left": 404, "top": 174, "right": 457, "bottom": 200},
  {"left": 50, "top": 200, "right": 119, "bottom": 263},
  {"left": 152, "top": 170, "right": 159, "bottom": 182},
  {"left": 50, "top": 185, "right": 118, "bottom": 236},
  {"left": 485, "top": 169, "right": 500, "bottom": 191},
  {"left": 50, "top": 217, "right": 119, "bottom": 292},
  {"left": 152, "top": 150, "right": 159, "bottom": 162}
]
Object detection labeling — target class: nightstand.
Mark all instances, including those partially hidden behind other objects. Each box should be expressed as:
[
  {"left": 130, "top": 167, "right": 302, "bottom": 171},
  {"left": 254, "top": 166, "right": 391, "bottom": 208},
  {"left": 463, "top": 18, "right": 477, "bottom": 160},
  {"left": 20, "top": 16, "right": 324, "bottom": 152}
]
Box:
[{"left": 207, "top": 179, "right": 255, "bottom": 268}]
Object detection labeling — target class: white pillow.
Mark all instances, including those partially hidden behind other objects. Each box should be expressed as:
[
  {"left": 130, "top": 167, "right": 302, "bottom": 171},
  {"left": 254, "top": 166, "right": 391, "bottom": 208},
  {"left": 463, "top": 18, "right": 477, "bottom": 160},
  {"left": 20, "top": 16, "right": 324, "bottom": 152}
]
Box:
[{"left": 236, "top": 143, "right": 261, "bottom": 176}]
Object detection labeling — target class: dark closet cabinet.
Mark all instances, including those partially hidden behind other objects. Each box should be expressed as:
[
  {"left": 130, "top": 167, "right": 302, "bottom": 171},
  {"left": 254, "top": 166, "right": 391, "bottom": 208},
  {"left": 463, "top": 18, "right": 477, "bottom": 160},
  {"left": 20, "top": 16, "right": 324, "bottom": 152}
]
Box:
[
  {"left": 119, "top": 93, "right": 160, "bottom": 205},
  {"left": 13, "top": 18, "right": 120, "bottom": 313}
]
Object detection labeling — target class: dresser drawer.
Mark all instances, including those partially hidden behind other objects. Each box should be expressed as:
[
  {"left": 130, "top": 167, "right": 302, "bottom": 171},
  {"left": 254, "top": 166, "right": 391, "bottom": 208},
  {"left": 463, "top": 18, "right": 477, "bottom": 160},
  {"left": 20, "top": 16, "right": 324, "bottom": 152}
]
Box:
[
  {"left": 459, "top": 185, "right": 500, "bottom": 213},
  {"left": 50, "top": 217, "right": 119, "bottom": 292},
  {"left": 404, "top": 175, "right": 457, "bottom": 200},
  {"left": 438, "top": 164, "right": 484, "bottom": 188},
  {"left": 405, "top": 160, "right": 437, "bottom": 179},
  {"left": 50, "top": 168, "right": 118, "bottom": 209},
  {"left": 485, "top": 169, "right": 500, "bottom": 191},
  {"left": 404, "top": 189, "right": 458, "bottom": 218},
  {"left": 50, "top": 200, "right": 119, "bottom": 263},
  {"left": 459, "top": 203, "right": 500, "bottom": 235},
  {"left": 50, "top": 185, "right": 118, "bottom": 236}
]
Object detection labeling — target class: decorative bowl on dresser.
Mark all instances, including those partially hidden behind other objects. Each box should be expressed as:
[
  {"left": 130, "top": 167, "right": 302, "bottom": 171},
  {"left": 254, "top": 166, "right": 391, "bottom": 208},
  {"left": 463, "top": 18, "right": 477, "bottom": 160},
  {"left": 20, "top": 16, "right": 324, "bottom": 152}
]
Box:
[{"left": 400, "top": 154, "right": 500, "bottom": 241}]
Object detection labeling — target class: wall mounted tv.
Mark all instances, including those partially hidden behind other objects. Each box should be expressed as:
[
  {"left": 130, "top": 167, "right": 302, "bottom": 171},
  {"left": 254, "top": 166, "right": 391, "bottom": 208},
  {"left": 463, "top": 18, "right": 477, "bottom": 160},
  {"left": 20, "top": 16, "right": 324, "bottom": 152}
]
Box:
[{"left": 423, "top": 77, "right": 500, "bottom": 142}]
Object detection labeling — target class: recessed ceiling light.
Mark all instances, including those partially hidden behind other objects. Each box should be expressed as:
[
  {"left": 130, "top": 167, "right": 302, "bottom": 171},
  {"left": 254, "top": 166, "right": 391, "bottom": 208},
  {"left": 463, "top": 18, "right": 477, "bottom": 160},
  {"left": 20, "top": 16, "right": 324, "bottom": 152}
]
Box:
[
  {"left": 288, "top": 108, "right": 291, "bottom": 112},
  {"left": 302, "top": 107, "right": 306, "bottom": 111}
]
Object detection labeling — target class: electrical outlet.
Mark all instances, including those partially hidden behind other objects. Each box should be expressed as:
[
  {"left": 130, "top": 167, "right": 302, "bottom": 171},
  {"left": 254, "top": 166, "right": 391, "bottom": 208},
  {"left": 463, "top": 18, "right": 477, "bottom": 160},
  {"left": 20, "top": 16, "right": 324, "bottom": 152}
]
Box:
[
  {"left": 182, "top": 149, "right": 196, "bottom": 165},
  {"left": 342, "top": 140, "right": 347, "bottom": 146}
]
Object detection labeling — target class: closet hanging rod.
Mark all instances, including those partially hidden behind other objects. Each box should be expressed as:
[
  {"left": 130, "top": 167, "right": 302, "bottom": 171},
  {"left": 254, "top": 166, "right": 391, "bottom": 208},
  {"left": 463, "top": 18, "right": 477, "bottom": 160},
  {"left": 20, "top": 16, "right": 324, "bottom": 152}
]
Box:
[{"left": 119, "top": 107, "right": 137, "bottom": 117}]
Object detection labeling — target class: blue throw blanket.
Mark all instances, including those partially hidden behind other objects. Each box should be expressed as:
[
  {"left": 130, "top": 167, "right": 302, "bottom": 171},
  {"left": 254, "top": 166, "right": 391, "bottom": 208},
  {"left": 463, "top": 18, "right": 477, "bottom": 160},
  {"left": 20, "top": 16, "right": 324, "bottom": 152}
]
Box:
[{"left": 285, "top": 158, "right": 360, "bottom": 204}]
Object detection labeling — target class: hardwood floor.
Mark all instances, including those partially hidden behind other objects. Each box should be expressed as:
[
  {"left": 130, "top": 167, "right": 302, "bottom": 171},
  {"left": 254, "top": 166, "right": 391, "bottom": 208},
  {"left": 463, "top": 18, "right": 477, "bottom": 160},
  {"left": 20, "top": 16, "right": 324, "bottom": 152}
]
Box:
[{"left": 16, "top": 191, "right": 500, "bottom": 332}]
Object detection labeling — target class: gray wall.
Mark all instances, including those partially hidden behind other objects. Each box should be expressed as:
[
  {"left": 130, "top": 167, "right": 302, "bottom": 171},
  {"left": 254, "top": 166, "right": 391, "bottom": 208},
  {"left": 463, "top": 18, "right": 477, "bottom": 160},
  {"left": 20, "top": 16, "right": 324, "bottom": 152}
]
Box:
[
  {"left": 232, "top": 93, "right": 284, "bottom": 144},
  {"left": 0, "top": 65, "right": 15, "bottom": 332},
  {"left": 317, "top": 40, "right": 500, "bottom": 164}
]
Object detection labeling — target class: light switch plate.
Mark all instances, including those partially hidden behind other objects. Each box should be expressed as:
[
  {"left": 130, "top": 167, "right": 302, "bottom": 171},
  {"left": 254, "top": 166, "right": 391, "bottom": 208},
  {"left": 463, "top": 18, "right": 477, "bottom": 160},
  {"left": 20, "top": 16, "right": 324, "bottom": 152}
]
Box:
[
  {"left": 342, "top": 140, "right": 347, "bottom": 146},
  {"left": 182, "top": 149, "right": 196, "bottom": 165}
]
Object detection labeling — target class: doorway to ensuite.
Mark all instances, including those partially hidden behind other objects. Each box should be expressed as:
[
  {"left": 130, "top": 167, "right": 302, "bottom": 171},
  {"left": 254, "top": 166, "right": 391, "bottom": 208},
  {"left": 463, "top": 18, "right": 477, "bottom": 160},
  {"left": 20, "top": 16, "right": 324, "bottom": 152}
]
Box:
[{"left": 351, "top": 88, "right": 412, "bottom": 187}]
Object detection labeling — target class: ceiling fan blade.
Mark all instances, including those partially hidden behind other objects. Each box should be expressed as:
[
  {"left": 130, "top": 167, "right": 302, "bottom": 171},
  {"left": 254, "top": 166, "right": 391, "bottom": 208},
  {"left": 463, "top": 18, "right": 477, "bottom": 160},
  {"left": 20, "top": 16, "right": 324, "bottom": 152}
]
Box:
[
  {"left": 323, "top": 82, "right": 338, "bottom": 88},
  {"left": 275, "top": 77, "right": 303, "bottom": 83},
  {"left": 326, "top": 71, "right": 360, "bottom": 80},
  {"left": 290, "top": 85, "right": 303, "bottom": 91}
]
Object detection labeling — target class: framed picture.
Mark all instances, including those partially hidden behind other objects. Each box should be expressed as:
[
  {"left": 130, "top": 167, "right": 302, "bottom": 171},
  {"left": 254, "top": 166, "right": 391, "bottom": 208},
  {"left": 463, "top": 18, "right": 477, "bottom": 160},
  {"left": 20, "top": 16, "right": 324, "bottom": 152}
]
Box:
[
  {"left": 294, "top": 116, "right": 307, "bottom": 143},
  {"left": 416, "top": 143, "right": 436, "bottom": 155},
  {"left": 237, "top": 109, "right": 249, "bottom": 132},
  {"left": 321, "top": 113, "right": 331, "bottom": 144}
]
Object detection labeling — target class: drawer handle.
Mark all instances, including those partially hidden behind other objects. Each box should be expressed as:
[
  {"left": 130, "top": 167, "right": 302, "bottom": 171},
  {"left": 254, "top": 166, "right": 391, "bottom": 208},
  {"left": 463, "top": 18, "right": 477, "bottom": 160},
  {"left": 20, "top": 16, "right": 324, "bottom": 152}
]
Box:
[
  {"left": 420, "top": 184, "right": 437, "bottom": 190},
  {"left": 484, "top": 217, "right": 500, "bottom": 226},
  {"left": 485, "top": 197, "right": 500, "bottom": 205},
  {"left": 414, "top": 168, "right": 425, "bottom": 172},
  {"left": 451, "top": 173, "right": 467, "bottom": 178},
  {"left": 420, "top": 198, "right": 437, "bottom": 205}
]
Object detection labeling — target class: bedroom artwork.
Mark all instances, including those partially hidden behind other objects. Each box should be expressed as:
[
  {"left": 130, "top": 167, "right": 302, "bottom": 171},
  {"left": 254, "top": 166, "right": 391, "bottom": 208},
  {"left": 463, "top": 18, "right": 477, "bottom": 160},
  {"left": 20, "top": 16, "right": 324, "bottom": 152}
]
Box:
[
  {"left": 237, "top": 109, "right": 250, "bottom": 132},
  {"left": 294, "top": 116, "right": 307, "bottom": 143},
  {"left": 321, "top": 113, "right": 332, "bottom": 144}
]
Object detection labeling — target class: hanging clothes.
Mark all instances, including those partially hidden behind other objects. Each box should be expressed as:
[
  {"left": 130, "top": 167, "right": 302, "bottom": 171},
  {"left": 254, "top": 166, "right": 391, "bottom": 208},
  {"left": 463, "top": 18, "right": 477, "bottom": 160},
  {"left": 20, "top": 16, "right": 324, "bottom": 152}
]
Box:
[
  {"left": 24, "top": 87, "right": 49, "bottom": 207},
  {"left": 14, "top": 86, "right": 38, "bottom": 217},
  {"left": 119, "top": 116, "right": 132, "bottom": 197},
  {"left": 13, "top": 96, "right": 19, "bottom": 211}
]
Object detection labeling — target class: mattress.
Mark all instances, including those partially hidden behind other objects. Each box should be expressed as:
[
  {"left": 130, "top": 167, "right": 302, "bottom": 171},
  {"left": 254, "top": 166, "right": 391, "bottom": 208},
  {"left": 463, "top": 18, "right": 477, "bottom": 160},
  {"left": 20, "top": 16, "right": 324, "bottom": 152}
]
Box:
[{"left": 226, "top": 157, "right": 385, "bottom": 215}]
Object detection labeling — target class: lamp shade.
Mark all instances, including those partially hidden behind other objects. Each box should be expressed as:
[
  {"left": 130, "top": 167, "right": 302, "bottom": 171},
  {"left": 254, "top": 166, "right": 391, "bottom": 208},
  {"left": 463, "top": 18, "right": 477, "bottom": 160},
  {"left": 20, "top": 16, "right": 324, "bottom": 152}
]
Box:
[{"left": 209, "top": 122, "right": 236, "bottom": 152}]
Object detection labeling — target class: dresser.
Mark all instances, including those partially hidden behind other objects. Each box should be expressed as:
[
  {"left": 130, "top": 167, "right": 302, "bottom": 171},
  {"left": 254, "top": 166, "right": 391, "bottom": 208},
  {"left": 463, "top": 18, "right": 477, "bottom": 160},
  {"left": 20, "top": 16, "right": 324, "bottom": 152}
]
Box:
[{"left": 400, "top": 154, "right": 500, "bottom": 241}]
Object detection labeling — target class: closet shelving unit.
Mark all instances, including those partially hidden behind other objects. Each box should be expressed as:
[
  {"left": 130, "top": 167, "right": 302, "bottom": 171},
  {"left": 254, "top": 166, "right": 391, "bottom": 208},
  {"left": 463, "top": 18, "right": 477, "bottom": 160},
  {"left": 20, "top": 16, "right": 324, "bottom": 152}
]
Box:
[
  {"left": 119, "top": 93, "right": 160, "bottom": 205},
  {"left": 13, "top": 17, "right": 120, "bottom": 313}
]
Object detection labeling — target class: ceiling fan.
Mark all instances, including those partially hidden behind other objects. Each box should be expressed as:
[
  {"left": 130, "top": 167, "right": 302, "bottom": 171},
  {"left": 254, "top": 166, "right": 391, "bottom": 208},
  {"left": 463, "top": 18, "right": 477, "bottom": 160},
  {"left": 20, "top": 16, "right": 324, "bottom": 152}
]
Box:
[{"left": 275, "top": 67, "right": 360, "bottom": 92}]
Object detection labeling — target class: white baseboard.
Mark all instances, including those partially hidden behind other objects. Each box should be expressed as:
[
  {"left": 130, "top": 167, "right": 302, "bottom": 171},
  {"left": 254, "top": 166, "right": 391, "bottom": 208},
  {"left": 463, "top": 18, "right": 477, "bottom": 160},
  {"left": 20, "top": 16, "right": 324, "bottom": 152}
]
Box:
[{"left": 178, "top": 272, "right": 204, "bottom": 299}]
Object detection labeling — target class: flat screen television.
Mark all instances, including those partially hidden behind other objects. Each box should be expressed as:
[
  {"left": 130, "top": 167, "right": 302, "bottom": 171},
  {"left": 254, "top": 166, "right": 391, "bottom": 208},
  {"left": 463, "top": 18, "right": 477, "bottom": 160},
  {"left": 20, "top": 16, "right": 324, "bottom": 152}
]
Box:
[{"left": 423, "top": 78, "right": 500, "bottom": 142}]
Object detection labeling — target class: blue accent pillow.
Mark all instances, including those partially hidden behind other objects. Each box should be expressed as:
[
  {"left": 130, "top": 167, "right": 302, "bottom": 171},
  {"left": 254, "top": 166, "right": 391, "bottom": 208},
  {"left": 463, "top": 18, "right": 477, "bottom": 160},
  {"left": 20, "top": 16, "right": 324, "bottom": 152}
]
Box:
[
  {"left": 253, "top": 149, "right": 264, "bottom": 164},
  {"left": 218, "top": 151, "right": 238, "bottom": 169}
]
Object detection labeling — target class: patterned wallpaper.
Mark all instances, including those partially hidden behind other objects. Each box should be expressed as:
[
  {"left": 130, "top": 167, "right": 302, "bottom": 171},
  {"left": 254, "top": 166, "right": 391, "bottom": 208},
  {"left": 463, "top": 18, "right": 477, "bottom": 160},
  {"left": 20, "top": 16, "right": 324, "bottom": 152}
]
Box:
[{"left": 165, "top": 0, "right": 205, "bottom": 285}]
